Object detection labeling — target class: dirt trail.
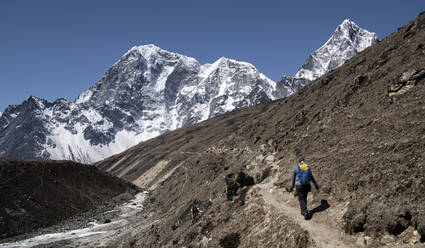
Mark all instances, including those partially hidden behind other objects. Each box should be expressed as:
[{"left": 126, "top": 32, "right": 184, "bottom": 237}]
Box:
[{"left": 257, "top": 154, "right": 358, "bottom": 248}]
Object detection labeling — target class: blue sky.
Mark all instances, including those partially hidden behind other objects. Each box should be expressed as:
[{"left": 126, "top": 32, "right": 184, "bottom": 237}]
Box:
[{"left": 1, "top": 0, "right": 424, "bottom": 112}]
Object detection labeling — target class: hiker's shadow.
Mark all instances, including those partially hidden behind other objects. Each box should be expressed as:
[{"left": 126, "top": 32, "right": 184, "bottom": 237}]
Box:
[{"left": 305, "top": 200, "right": 330, "bottom": 220}]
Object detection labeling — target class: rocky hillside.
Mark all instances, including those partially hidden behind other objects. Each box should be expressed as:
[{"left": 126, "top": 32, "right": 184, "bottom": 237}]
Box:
[
  {"left": 96, "top": 12, "right": 425, "bottom": 247},
  {"left": 0, "top": 158, "right": 139, "bottom": 239}
]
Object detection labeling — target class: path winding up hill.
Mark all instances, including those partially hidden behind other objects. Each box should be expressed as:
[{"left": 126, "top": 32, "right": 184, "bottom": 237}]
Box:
[{"left": 96, "top": 12, "right": 425, "bottom": 247}]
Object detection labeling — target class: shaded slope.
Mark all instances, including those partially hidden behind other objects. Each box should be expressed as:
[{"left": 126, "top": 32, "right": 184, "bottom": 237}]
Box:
[
  {"left": 0, "top": 158, "right": 139, "bottom": 239},
  {"left": 97, "top": 12, "right": 425, "bottom": 247}
]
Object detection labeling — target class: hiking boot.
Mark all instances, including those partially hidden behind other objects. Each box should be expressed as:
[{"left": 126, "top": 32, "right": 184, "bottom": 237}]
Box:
[{"left": 304, "top": 211, "right": 309, "bottom": 219}]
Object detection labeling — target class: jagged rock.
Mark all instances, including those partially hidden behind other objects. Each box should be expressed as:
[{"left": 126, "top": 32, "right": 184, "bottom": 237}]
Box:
[
  {"left": 320, "top": 76, "right": 333, "bottom": 86},
  {"left": 191, "top": 206, "right": 199, "bottom": 223},
  {"left": 356, "top": 235, "right": 367, "bottom": 247},
  {"left": 351, "top": 75, "right": 367, "bottom": 92},
  {"left": 388, "top": 68, "right": 425, "bottom": 96},
  {"left": 404, "top": 21, "right": 418, "bottom": 38},
  {"left": 321, "top": 186, "right": 332, "bottom": 194},
  {"left": 370, "top": 193, "right": 378, "bottom": 199},
  {"left": 385, "top": 208, "right": 411, "bottom": 235},
  {"left": 379, "top": 46, "right": 397, "bottom": 65},
  {"left": 225, "top": 175, "right": 240, "bottom": 201},
  {"left": 400, "top": 69, "right": 418, "bottom": 82},
  {"left": 293, "top": 111, "right": 306, "bottom": 128},
  {"left": 224, "top": 210, "right": 237, "bottom": 221},
  {"left": 199, "top": 236, "right": 212, "bottom": 247},
  {"left": 380, "top": 234, "right": 395, "bottom": 244},
  {"left": 343, "top": 207, "right": 366, "bottom": 234},
  {"left": 225, "top": 171, "right": 255, "bottom": 201},
  {"left": 183, "top": 228, "right": 198, "bottom": 242},
  {"left": 411, "top": 69, "right": 425, "bottom": 81},
  {"left": 254, "top": 167, "right": 271, "bottom": 184},
  {"left": 417, "top": 221, "right": 425, "bottom": 241},
  {"left": 364, "top": 236, "right": 372, "bottom": 246},
  {"left": 352, "top": 57, "right": 366, "bottom": 69}
]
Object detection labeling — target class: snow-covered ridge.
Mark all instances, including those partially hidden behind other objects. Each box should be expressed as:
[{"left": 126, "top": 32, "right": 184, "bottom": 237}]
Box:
[
  {"left": 0, "top": 45, "right": 280, "bottom": 163},
  {"left": 295, "top": 19, "right": 379, "bottom": 81},
  {"left": 0, "top": 19, "right": 378, "bottom": 163}
]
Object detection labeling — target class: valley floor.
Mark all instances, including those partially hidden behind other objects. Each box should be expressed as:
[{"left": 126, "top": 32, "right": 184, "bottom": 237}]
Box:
[
  {"left": 1, "top": 153, "right": 424, "bottom": 247},
  {"left": 0, "top": 192, "right": 156, "bottom": 248}
]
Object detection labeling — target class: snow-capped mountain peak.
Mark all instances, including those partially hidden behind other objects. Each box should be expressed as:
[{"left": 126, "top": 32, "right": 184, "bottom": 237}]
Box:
[
  {"left": 1, "top": 45, "right": 277, "bottom": 163},
  {"left": 130, "top": 44, "right": 201, "bottom": 70},
  {"left": 0, "top": 18, "right": 379, "bottom": 164},
  {"left": 341, "top": 18, "right": 355, "bottom": 26},
  {"left": 295, "top": 19, "right": 379, "bottom": 81}
]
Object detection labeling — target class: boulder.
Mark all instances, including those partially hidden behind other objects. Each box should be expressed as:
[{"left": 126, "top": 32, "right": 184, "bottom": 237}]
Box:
[
  {"left": 356, "top": 235, "right": 366, "bottom": 247},
  {"left": 380, "top": 234, "right": 395, "bottom": 244},
  {"left": 343, "top": 207, "right": 366, "bottom": 234},
  {"left": 321, "top": 76, "right": 332, "bottom": 86},
  {"left": 388, "top": 68, "right": 425, "bottom": 97},
  {"left": 225, "top": 171, "right": 254, "bottom": 201}
]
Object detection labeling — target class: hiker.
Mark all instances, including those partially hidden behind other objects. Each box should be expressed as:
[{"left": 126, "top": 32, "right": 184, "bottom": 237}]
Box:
[
  {"left": 289, "top": 158, "right": 319, "bottom": 218},
  {"left": 272, "top": 139, "right": 278, "bottom": 152}
]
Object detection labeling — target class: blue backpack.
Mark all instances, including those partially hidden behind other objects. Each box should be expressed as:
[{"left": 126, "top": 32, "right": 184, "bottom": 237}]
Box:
[{"left": 297, "top": 162, "right": 312, "bottom": 185}]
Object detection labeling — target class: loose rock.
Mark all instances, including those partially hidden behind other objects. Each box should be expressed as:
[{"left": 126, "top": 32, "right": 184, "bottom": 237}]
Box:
[{"left": 380, "top": 234, "right": 395, "bottom": 244}]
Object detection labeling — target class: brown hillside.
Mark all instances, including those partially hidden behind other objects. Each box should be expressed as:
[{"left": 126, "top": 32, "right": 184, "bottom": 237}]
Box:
[
  {"left": 97, "top": 12, "right": 425, "bottom": 247},
  {"left": 0, "top": 158, "right": 139, "bottom": 239}
]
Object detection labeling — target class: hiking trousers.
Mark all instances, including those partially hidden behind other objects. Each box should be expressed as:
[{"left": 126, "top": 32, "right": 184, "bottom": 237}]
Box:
[{"left": 296, "top": 184, "right": 311, "bottom": 215}]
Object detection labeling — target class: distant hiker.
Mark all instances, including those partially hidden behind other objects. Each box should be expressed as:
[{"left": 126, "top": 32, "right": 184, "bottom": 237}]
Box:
[
  {"left": 272, "top": 139, "right": 278, "bottom": 153},
  {"left": 289, "top": 158, "right": 319, "bottom": 218}
]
